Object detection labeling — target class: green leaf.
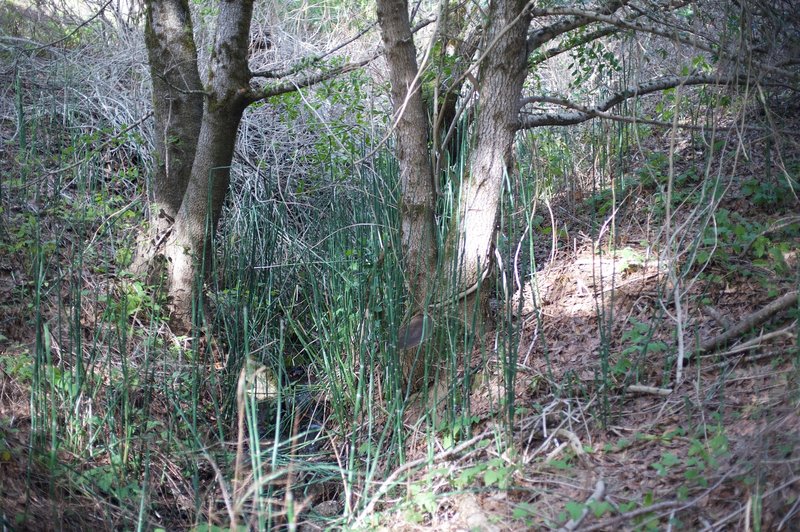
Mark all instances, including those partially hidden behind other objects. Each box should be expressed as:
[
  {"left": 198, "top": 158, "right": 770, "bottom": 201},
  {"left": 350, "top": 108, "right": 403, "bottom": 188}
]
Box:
[
  {"left": 589, "top": 500, "right": 612, "bottom": 518},
  {"left": 484, "top": 468, "right": 504, "bottom": 487},
  {"left": 413, "top": 490, "right": 437, "bottom": 514},
  {"left": 565, "top": 501, "right": 585, "bottom": 521}
]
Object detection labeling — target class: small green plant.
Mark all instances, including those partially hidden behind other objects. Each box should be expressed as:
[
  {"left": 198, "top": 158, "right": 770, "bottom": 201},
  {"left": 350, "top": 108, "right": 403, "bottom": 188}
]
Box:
[
  {"left": 651, "top": 451, "right": 681, "bottom": 476},
  {"left": 99, "top": 278, "right": 163, "bottom": 320},
  {"left": 452, "top": 456, "right": 517, "bottom": 490},
  {"left": 683, "top": 426, "right": 729, "bottom": 488},
  {"left": 741, "top": 176, "right": 799, "bottom": 208},
  {"left": 616, "top": 319, "right": 668, "bottom": 381},
  {"left": 0, "top": 351, "right": 34, "bottom": 382},
  {"left": 697, "top": 209, "right": 799, "bottom": 277},
  {"left": 558, "top": 498, "right": 613, "bottom": 526}
]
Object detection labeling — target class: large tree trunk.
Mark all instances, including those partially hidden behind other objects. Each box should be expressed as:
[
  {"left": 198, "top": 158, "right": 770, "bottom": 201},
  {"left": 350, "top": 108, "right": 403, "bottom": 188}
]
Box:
[
  {"left": 132, "top": 0, "right": 202, "bottom": 276},
  {"left": 138, "top": 0, "right": 253, "bottom": 331},
  {"left": 163, "top": 0, "right": 253, "bottom": 330},
  {"left": 376, "top": 0, "right": 439, "bottom": 387},
  {"left": 376, "top": 0, "right": 438, "bottom": 311},
  {"left": 445, "top": 0, "right": 532, "bottom": 304}
]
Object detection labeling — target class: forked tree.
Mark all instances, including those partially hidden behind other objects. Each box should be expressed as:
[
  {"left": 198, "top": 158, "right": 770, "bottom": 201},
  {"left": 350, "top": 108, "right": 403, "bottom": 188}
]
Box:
[
  {"left": 133, "top": 0, "right": 369, "bottom": 330},
  {"left": 376, "top": 0, "right": 797, "bottom": 388}
]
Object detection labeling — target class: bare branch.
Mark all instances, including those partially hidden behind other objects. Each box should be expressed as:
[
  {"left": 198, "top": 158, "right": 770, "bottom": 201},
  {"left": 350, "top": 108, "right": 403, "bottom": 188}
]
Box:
[
  {"left": 518, "top": 73, "right": 740, "bottom": 129},
  {"left": 527, "top": 0, "right": 628, "bottom": 50},
  {"left": 246, "top": 15, "right": 438, "bottom": 102},
  {"left": 250, "top": 22, "right": 376, "bottom": 79},
  {"left": 246, "top": 53, "right": 378, "bottom": 103},
  {"left": 529, "top": 6, "right": 799, "bottom": 81},
  {"left": 530, "top": 24, "right": 619, "bottom": 66},
  {"left": 250, "top": 16, "right": 434, "bottom": 81}
]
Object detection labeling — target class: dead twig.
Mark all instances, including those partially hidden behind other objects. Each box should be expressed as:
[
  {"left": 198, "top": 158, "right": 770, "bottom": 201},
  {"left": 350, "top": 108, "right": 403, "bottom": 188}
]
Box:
[
  {"left": 559, "top": 479, "right": 606, "bottom": 532},
  {"left": 705, "top": 321, "right": 797, "bottom": 358},
  {"left": 698, "top": 291, "right": 798, "bottom": 355},
  {"left": 627, "top": 384, "right": 673, "bottom": 396}
]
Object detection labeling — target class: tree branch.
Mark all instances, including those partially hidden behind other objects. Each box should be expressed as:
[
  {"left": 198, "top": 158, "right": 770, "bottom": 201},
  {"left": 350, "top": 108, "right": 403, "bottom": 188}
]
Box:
[
  {"left": 518, "top": 73, "right": 738, "bottom": 129},
  {"left": 530, "top": 24, "right": 619, "bottom": 66},
  {"left": 698, "top": 291, "right": 798, "bottom": 355},
  {"left": 246, "top": 15, "right": 437, "bottom": 102},
  {"left": 245, "top": 53, "right": 378, "bottom": 103},
  {"left": 527, "top": 0, "right": 695, "bottom": 66},
  {"left": 250, "top": 22, "right": 377, "bottom": 79},
  {"left": 250, "top": 17, "right": 434, "bottom": 81},
  {"left": 527, "top": 0, "right": 628, "bottom": 50},
  {"left": 528, "top": 6, "right": 799, "bottom": 81}
]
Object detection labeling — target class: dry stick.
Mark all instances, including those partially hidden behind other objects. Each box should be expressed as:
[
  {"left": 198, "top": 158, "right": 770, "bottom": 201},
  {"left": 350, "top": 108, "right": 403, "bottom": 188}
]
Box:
[
  {"left": 709, "top": 321, "right": 797, "bottom": 358},
  {"left": 559, "top": 479, "right": 606, "bottom": 532},
  {"left": 353, "top": 428, "right": 494, "bottom": 526},
  {"left": 627, "top": 384, "right": 673, "bottom": 396},
  {"left": 698, "top": 291, "right": 798, "bottom": 354},
  {"left": 713, "top": 350, "right": 790, "bottom": 370}
]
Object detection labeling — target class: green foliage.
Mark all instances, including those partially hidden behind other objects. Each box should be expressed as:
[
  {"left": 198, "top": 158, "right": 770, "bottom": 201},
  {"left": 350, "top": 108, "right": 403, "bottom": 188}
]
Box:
[
  {"left": 697, "top": 208, "right": 799, "bottom": 277},
  {"left": 98, "top": 279, "right": 164, "bottom": 320},
  {"left": 80, "top": 459, "right": 141, "bottom": 501},
  {"left": 0, "top": 351, "right": 33, "bottom": 383},
  {"left": 741, "top": 176, "right": 800, "bottom": 208},
  {"left": 651, "top": 451, "right": 681, "bottom": 476},
  {"left": 438, "top": 415, "right": 479, "bottom": 448},
  {"left": 617, "top": 319, "right": 668, "bottom": 382},
  {"left": 568, "top": 40, "right": 621, "bottom": 89},
  {"left": 453, "top": 456, "right": 517, "bottom": 490}
]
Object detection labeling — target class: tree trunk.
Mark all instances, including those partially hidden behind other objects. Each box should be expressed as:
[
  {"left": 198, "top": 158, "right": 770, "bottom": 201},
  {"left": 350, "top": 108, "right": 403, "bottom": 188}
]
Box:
[
  {"left": 139, "top": 0, "right": 253, "bottom": 331},
  {"left": 164, "top": 0, "right": 253, "bottom": 330},
  {"left": 445, "top": 0, "right": 532, "bottom": 303},
  {"left": 132, "top": 0, "right": 202, "bottom": 276},
  {"left": 376, "top": 0, "right": 439, "bottom": 390},
  {"left": 376, "top": 0, "right": 438, "bottom": 311}
]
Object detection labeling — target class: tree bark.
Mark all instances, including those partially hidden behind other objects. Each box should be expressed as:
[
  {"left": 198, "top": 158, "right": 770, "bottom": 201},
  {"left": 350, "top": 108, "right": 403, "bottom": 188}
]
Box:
[
  {"left": 445, "top": 0, "right": 532, "bottom": 301},
  {"left": 163, "top": 0, "right": 254, "bottom": 330},
  {"left": 376, "top": 0, "right": 439, "bottom": 389},
  {"left": 376, "top": 0, "right": 438, "bottom": 314},
  {"left": 138, "top": 0, "right": 253, "bottom": 330},
  {"left": 133, "top": 0, "right": 203, "bottom": 276}
]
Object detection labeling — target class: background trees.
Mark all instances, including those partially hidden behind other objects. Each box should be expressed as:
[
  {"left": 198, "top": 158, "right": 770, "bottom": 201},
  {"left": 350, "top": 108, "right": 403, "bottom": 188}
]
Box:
[{"left": 1, "top": 0, "right": 798, "bottom": 529}]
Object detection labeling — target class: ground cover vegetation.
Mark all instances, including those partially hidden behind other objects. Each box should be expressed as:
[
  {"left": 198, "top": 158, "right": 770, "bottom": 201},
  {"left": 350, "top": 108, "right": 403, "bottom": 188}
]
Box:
[{"left": 1, "top": 0, "right": 799, "bottom": 529}]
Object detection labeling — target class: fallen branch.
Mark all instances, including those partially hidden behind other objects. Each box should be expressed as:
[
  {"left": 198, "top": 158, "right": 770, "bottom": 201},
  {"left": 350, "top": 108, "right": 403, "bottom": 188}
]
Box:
[
  {"left": 698, "top": 291, "right": 798, "bottom": 354},
  {"left": 627, "top": 384, "right": 673, "bottom": 396},
  {"left": 713, "top": 350, "right": 793, "bottom": 369},
  {"left": 559, "top": 479, "right": 606, "bottom": 532},
  {"left": 707, "top": 321, "right": 797, "bottom": 358}
]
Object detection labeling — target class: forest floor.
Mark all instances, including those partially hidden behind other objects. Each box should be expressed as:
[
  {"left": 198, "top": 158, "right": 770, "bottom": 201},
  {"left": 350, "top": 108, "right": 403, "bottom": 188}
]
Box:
[{"left": 2, "top": 107, "right": 800, "bottom": 531}]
